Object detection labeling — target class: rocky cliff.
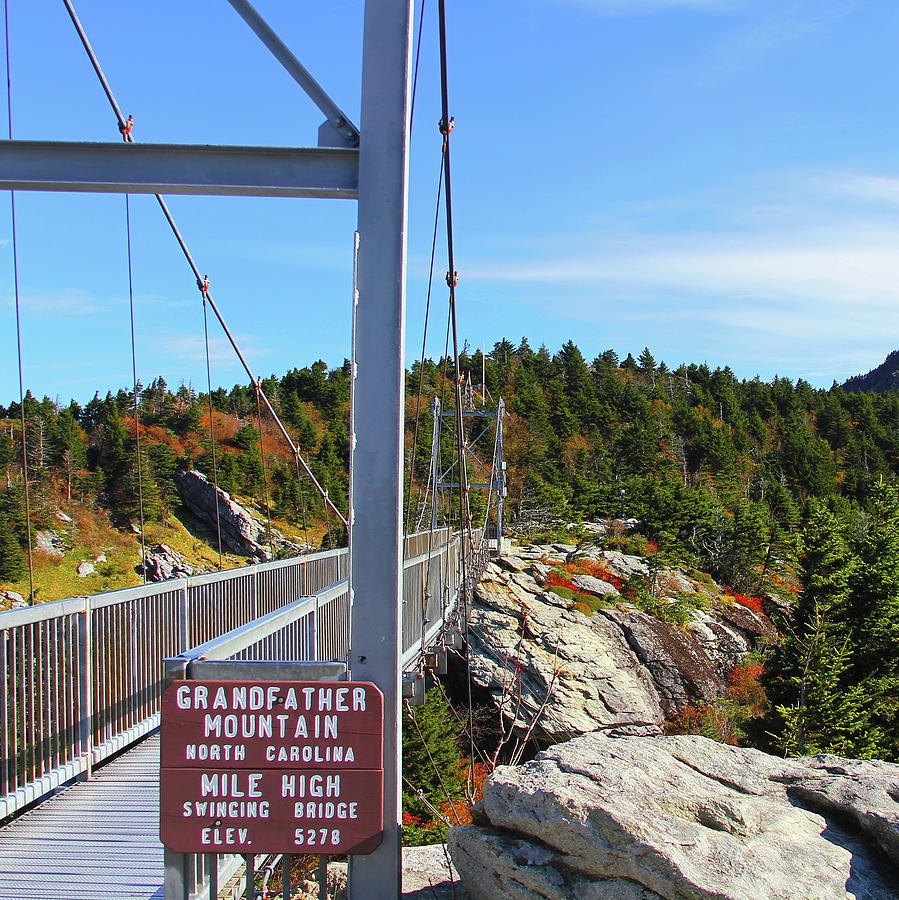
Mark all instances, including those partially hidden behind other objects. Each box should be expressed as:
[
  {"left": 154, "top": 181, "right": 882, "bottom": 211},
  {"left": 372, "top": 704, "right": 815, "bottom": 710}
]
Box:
[{"left": 468, "top": 543, "right": 776, "bottom": 742}]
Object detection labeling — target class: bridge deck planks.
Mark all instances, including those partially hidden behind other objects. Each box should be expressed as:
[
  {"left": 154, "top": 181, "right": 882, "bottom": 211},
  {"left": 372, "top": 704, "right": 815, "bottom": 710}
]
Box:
[{"left": 0, "top": 736, "right": 164, "bottom": 899}]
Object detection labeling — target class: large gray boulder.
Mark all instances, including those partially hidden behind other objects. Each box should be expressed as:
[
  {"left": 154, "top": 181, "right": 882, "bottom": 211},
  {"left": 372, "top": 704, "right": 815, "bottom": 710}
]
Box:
[
  {"left": 175, "top": 468, "right": 271, "bottom": 560},
  {"left": 449, "top": 732, "right": 899, "bottom": 899}
]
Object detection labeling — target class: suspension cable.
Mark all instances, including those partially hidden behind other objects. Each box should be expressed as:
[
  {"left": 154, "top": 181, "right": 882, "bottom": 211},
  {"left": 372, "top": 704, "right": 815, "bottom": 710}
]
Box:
[
  {"left": 404, "top": 155, "right": 444, "bottom": 533},
  {"left": 124, "top": 195, "right": 148, "bottom": 582},
  {"left": 436, "top": 0, "right": 472, "bottom": 548},
  {"left": 436, "top": 0, "right": 477, "bottom": 791},
  {"left": 5, "top": 0, "right": 33, "bottom": 603},
  {"left": 294, "top": 453, "right": 310, "bottom": 551},
  {"left": 426, "top": 309, "right": 454, "bottom": 530},
  {"left": 60, "top": 0, "right": 347, "bottom": 530},
  {"left": 201, "top": 296, "right": 224, "bottom": 568}
]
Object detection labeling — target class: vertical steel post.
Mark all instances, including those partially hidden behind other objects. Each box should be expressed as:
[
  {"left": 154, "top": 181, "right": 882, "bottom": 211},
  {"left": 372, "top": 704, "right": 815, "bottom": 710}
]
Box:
[
  {"left": 347, "top": 0, "right": 413, "bottom": 896},
  {"left": 77, "top": 600, "right": 93, "bottom": 780},
  {"left": 179, "top": 579, "right": 190, "bottom": 654},
  {"left": 430, "top": 397, "right": 441, "bottom": 531}
]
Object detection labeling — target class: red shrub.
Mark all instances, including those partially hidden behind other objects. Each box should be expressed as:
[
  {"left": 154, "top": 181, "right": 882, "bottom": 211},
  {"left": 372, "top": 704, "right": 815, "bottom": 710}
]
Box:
[
  {"left": 545, "top": 572, "right": 578, "bottom": 591},
  {"left": 563, "top": 559, "right": 624, "bottom": 590},
  {"left": 723, "top": 587, "right": 764, "bottom": 614}
]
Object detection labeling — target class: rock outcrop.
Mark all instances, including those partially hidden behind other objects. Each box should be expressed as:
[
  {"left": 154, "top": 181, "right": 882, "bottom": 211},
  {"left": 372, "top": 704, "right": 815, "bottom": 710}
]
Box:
[
  {"left": 0, "top": 590, "right": 26, "bottom": 610},
  {"left": 136, "top": 543, "right": 198, "bottom": 582},
  {"left": 449, "top": 731, "right": 899, "bottom": 899},
  {"left": 472, "top": 569, "right": 664, "bottom": 739},
  {"left": 469, "top": 545, "right": 777, "bottom": 740},
  {"left": 401, "top": 843, "right": 468, "bottom": 899},
  {"left": 175, "top": 469, "right": 313, "bottom": 561},
  {"left": 35, "top": 530, "right": 66, "bottom": 557},
  {"left": 175, "top": 469, "right": 272, "bottom": 560}
]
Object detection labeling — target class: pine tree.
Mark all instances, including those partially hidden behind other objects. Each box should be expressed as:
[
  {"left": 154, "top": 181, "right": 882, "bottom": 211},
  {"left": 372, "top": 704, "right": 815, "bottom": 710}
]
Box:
[
  {"left": 0, "top": 516, "right": 25, "bottom": 581},
  {"left": 0, "top": 486, "right": 26, "bottom": 580},
  {"left": 402, "top": 687, "right": 465, "bottom": 843},
  {"left": 765, "top": 500, "right": 877, "bottom": 757},
  {"left": 119, "top": 449, "right": 162, "bottom": 524}
]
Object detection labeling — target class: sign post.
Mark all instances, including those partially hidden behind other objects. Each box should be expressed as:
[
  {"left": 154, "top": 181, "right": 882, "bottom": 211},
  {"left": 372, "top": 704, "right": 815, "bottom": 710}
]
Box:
[{"left": 160, "top": 680, "right": 384, "bottom": 856}]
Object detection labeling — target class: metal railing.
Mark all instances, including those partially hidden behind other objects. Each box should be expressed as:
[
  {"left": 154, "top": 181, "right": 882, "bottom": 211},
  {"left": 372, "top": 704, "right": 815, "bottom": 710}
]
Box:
[
  {"left": 0, "top": 547, "right": 348, "bottom": 819},
  {"left": 161, "top": 526, "right": 457, "bottom": 900},
  {"left": 0, "top": 529, "right": 461, "bottom": 821}
]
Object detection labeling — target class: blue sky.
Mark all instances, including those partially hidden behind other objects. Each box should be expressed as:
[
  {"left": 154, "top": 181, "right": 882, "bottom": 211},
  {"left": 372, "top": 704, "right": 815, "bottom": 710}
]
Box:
[{"left": 4, "top": 0, "right": 899, "bottom": 405}]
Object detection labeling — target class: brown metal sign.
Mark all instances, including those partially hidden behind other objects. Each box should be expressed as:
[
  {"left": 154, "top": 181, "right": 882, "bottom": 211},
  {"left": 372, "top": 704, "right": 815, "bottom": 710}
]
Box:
[{"left": 160, "top": 681, "right": 384, "bottom": 854}]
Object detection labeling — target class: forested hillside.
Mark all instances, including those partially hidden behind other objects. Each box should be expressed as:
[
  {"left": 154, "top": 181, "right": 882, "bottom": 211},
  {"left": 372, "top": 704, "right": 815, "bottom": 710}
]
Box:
[
  {"left": 3, "top": 339, "right": 899, "bottom": 764},
  {"left": 0, "top": 363, "right": 352, "bottom": 599},
  {"left": 5, "top": 339, "right": 899, "bottom": 595}
]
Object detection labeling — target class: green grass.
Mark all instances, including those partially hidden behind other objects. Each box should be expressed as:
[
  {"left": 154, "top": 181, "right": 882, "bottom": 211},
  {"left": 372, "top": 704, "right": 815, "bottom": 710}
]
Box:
[{"left": 0, "top": 493, "right": 335, "bottom": 608}]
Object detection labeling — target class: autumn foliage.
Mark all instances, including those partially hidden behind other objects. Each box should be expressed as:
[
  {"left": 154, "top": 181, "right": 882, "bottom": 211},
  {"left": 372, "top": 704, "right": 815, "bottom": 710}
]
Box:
[
  {"left": 664, "top": 661, "right": 769, "bottom": 746},
  {"left": 724, "top": 587, "right": 765, "bottom": 613}
]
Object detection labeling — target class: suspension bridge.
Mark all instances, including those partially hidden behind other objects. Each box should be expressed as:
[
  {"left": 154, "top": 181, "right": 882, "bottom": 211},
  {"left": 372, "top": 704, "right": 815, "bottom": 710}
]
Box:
[
  {"left": 0, "top": 0, "right": 504, "bottom": 896},
  {"left": 0, "top": 528, "right": 492, "bottom": 898}
]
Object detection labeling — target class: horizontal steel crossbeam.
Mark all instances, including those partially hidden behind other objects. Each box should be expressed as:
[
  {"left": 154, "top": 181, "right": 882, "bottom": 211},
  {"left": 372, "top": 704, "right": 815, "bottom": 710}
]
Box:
[{"left": 0, "top": 140, "right": 358, "bottom": 198}]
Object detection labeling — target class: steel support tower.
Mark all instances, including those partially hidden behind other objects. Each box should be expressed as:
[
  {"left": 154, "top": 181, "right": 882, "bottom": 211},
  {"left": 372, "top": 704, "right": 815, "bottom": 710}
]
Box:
[{"left": 0, "top": 1, "right": 413, "bottom": 896}]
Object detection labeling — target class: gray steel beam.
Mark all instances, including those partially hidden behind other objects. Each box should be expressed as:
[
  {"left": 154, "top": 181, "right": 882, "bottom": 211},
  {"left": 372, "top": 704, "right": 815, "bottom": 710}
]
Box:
[
  {"left": 0, "top": 140, "right": 358, "bottom": 199},
  {"left": 347, "top": 0, "right": 413, "bottom": 895},
  {"left": 223, "top": 0, "right": 359, "bottom": 148}
]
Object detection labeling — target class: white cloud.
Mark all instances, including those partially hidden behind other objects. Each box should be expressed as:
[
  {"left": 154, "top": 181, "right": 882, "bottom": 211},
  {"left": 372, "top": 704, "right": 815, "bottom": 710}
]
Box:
[
  {"left": 472, "top": 235, "right": 899, "bottom": 305},
  {"left": 819, "top": 174, "right": 899, "bottom": 208},
  {"left": 559, "top": 0, "right": 737, "bottom": 13},
  {"left": 149, "top": 332, "right": 272, "bottom": 367},
  {"left": 18, "top": 288, "right": 106, "bottom": 316},
  {"left": 466, "top": 170, "right": 899, "bottom": 365}
]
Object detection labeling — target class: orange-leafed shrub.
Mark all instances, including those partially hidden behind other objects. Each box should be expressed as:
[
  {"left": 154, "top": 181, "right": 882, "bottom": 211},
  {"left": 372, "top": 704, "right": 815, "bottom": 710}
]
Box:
[
  {"left": 545, "top": 572, "right": 578, "bottom": 592},
  {"left": 727, "top": 663, "right": 767, "bottom": 712},
  {"left": 561, "top": 559, "right": 624, "bottom": 591},
  {"left": 664, "top": 704, "right": 742, "bottom": 745}
]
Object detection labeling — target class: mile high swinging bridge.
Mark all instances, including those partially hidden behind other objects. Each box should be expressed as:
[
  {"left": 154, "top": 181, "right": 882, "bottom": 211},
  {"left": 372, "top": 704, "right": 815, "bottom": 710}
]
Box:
[{"left": 0, "top": 0, "right": 505, "bottom": 897}]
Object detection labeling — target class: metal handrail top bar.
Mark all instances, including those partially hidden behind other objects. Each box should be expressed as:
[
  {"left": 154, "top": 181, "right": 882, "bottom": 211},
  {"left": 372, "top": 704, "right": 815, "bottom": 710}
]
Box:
[
  {"left": 186, "top": 547, "right": 348, "bottom": 587},
  {"left": 0, "top": 546, "right": 349, "bottom": 627},
  {"left": 0, "top": 595, "right": 90, "bottom": 628},
  {"left": 0, "top": 531, "right": 449, "bottom": 629},
  {"left": 175, "top": 579, "right": 348, "bottom": 662},
  {"left": 402, "top": 538, "right": 455, "bottom": 571}
]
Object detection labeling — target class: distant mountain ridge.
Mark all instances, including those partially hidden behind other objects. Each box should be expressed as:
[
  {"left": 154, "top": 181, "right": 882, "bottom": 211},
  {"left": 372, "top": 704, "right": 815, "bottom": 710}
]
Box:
[{"left": 842, "top": 350, "right": 899, "bottom": 392}]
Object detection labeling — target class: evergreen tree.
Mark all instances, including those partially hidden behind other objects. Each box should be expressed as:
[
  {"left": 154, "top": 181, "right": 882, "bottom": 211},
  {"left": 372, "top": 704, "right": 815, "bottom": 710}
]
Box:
[
  {"left": 0, "top": 486, "right": 27, "bottom": 580},
  {"left": 765, "top": 500, "right": 877, "bottom": 757},
  {"left": 402, "top": 687, "right": 465, "bottom": 843}
]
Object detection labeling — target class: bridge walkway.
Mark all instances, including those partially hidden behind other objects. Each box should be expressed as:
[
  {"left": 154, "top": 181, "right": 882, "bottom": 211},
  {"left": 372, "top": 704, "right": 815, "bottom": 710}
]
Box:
[
  {"left": 0, "top": 737, "right": 163, "bottom": 900},
  {"left": 0, "top": 531, "right": 482, "bottom": 899}
]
